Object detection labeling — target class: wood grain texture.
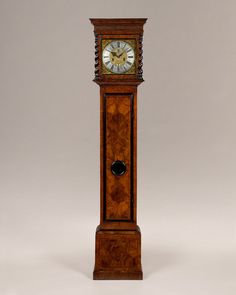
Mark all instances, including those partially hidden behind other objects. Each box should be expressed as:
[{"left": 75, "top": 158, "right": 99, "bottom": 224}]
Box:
[
  {"left": 105, "top": 94, "right": 132, "bottom": 220},
  {"left": 93, "top": 227, "right": 142, "bottom": 280},
  {"left": 99, "top": 85, "right": 137, "bottom": 229}
]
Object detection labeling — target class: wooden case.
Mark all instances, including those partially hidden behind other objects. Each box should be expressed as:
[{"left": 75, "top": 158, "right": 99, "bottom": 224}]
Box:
[{"left": 90, "top": 18, "right": 147, "bottom": 280}]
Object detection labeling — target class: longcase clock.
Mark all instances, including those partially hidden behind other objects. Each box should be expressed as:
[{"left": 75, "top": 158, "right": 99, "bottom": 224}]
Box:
[{"left": 90, "top": 18, "right": 147, "bottom": 280}]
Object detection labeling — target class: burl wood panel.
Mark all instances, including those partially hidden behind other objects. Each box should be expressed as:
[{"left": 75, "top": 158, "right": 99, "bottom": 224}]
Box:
[
  {"left": 93, "top": 228, "right": 142, "bottom": 280},
  {"left": 104, "top": 94, "right": 133, "bottom": 221}
]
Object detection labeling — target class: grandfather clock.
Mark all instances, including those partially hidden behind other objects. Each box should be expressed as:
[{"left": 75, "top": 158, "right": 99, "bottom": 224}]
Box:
[{"left": 90, "top": 18, "right": 147, "bottom": 280}]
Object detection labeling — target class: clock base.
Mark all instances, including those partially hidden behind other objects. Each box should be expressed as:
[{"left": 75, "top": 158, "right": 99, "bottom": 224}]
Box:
[{"left": 93, "top": 226, "right": 143, "bottom": 280}]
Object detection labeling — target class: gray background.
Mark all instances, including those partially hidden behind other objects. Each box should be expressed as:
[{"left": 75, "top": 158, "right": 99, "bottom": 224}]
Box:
[{"left": 0, "top": 0, "right": 235, "bottom": 294}]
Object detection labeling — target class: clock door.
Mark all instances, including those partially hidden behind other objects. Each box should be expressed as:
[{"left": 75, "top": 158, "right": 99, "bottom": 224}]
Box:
[{"left": 104, "top": 93, "right": 134, "bottom": 222}]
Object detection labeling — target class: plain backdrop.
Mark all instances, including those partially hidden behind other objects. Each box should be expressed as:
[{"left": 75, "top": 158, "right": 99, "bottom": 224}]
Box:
[{"left": 0, "top": 0, "right": 236, "bottom": 294}]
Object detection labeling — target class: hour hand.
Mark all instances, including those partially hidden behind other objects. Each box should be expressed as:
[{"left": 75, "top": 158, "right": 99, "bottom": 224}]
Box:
[
  {"left": 117, "top": 52, "right": 124, "bottom": 58},
  {"left": 116, "top": 52, "right": 124, "bottom": 58}
]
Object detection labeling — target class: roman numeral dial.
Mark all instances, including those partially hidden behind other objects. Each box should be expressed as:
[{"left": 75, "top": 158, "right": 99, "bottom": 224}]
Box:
[{"left": 102, "top": 40, "right": 135, "bottom": 74}]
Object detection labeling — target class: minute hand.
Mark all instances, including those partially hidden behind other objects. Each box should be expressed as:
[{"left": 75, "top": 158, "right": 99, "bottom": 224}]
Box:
[{"left": 117, "top": 52, "right": 125, "bottom": 58}]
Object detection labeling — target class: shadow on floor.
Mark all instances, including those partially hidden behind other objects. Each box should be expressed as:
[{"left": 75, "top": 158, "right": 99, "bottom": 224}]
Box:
[{"left": 143, "top": 246, "right": 183, "bottom": 278}]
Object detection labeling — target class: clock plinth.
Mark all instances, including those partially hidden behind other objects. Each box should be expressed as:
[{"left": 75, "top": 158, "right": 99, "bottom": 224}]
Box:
[
  {"left": 93, "top": 226, "right": 142, "bottom": 280},
  {"left": 90, "top": 18, "right": 147, "bottom": 280}
]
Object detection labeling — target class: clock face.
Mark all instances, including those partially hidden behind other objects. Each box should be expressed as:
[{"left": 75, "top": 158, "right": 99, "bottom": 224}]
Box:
[{"left": 102, "top": 40, "right": 135, "bottom": 74}]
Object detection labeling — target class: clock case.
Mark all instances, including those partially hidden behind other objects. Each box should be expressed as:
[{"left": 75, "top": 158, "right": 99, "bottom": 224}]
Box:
[{"left": 90, "top": 18, "right": 147, "bottom": 280}]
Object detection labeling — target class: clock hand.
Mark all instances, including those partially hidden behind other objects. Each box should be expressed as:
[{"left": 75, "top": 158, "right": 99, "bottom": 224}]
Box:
[
  {"left": 111, "top": 51, "right": 118, "bottom": 57},
  {"left": 117, "top": 51, "right": 125, "bottom": 58}
]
